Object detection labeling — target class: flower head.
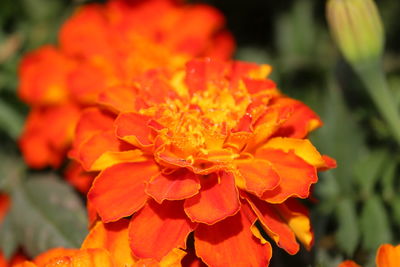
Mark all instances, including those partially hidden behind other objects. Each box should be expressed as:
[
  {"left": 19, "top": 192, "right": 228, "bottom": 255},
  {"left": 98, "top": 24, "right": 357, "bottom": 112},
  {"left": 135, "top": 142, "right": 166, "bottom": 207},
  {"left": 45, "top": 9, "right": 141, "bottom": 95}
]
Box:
[
  {"left": 71, "top": 58, "right": 335, "bottom": 266},
  {"left": 339, "top": 243, "right": 400, "bottom": 267},
  {"left": 326, "top": 0, "right": 384, "bottom": 65},
  {"left": 16, "top": 219, "right": 187, "bottom": 267},
  {"left": 18, "top": 0, "right": 234, "bottom": 169}
]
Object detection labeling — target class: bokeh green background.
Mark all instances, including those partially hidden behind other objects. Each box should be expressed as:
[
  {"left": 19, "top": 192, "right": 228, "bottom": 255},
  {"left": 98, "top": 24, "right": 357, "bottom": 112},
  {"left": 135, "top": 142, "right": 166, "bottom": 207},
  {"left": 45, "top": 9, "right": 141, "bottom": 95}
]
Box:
[{"left": 1, "top": 0, "right": 400, "bottom": 266}]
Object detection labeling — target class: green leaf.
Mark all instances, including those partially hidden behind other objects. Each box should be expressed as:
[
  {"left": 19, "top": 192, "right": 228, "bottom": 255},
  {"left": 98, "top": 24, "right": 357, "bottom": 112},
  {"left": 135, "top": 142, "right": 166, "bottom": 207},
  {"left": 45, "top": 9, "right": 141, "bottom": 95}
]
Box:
[
  {"left": 360, "top": 195, "right": 391, "bottom": 251},
  {"left": 0, "top": 213, "right": 18, "bottom": 259},
  {"left": 0, "top": 156, "right": 25, "bottom": 192},
  {"left": 381, "top": 159, "right": 397, "bottom": 202},
  {"left": 312, "top": 81, "right": 367, "bottom": 195},
  {"left": 390, "top": 195, "right": 400, "bottom": 228},
  {"left": 10, "top": 175, "right": 88, "bottom": 257},
  {"left": 0, "top": 98, "right": 24, "bottom": 139},
  {"left": 335, "top": 198, "right": 360, "bottom": 256},
  {"left": 353, "top": 149, "right": 389, "bottom": 198}
]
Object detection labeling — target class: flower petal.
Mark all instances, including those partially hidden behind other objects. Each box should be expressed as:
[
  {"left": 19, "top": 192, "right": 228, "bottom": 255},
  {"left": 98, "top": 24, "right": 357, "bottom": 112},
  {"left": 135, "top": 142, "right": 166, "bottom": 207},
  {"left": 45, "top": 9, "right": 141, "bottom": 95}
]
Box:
[
  {"left": 97, "top": 85, "right": 145, "bottom": 113},
  {"left": 338, "top": 260, "right": 361, "bottom": 267},
  {"left": 244, "top": 193, "right": 299, "bottom": 255},
  {"left": 277, "top": 198, "right": 314, "bottom": 250},
  {"left": 88, "top": 161, "right": 159, "bottom": 222},
  {"left": 77, "top": 130, "right": 140, "bottom": 171},
  {"left": 64, "top": 161, "right": 96, "bottom": 193},
  {"left": 376, "top": 244, "right": 400, "bottom": 267},
  {"left": 69, "top": 107, "right": 115, "bottom": 160},
  {"left": 272, "top": 98, "right": 322, "bottom": 138},
  {"left": 20, "top": 104, "right": 80, "bottom": 168},
  {"left": 263, "top": 137, "right": 326, "bottom": 168},
  {"left": 184, "top": 172, "right": 240, "bottom": 225},
  {"left": 115, "top": 112, "right": 154, "bottom": 147},
  {"left": 234, "top": 157, "right": 280, "bottom": 197},
  {"left": 18, "top": 46, "right": 74, "bottom": 105},
  {"left": 194, "top": 208, "right": 272, "bottom": 267},
  {"left": 256, "top": 149, "right": 317, "bottom": 203},
  {"left": 145, "top": 169, "right": 201, "bottom": 203},
  {"left": 129, "top": 200, "right": 197, "bottom": 261},
  {"left": 33, "top": 248, "right": 78, "bottom": 266},
  {"left": 81, "top": 219, "right": 136, "bottom": 266}
]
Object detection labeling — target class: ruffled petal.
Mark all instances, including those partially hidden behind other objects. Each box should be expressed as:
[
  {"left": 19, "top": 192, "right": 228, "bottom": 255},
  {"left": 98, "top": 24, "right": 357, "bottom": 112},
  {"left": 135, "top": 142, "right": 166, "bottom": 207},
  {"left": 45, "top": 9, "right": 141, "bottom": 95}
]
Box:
[
  {"left": 376, "top": 244, "right": 400, "bottom": 267},
  {"left": 64, "top": 161, "right": 96, "bottom": 193},
  {"left": 97, "top": 86, "right": 144, "bottom": 113},
  {"left": 88, "top": 161, "right": 159, "bottom": 222},
  {"left": 69, "top": 108, "right": 115, "bottom": 160},
  {"left": 77, "top": 130, "right": 140, "bottom": 171},
  {"left": 114, "top": 112, "right": 154, "bottom": 147},
  {"left": 129, "top": 200, "right": 197, "bottom": 261},
  {"left": 81, "top": 219, "right": 136, "bottom": 266},
  {"left": 146, "top": 169, "right": 201, "bottom": 203},
  {"left": 256, "top": 149, "right": 317, "bottom": 203},
  {"left": 184, "top": 172, "right": 240, "bottom": 225},
  {"left": 263, "top": 137, "right": 326, "bottom": 168},
  {"left": 244, "top": 193, "right": 299, "bottom": 255},
  {"left": 271, "top": 98, "right": 322, "bottom": 138},
  {"left": 277, "top": 198, "right": 314, "bottom": 250},
  {"left": 194, "top": 208, "right": 272, "bottom": 267},
  {"left": 234, "top": 157, "right": 280, "bottom": 197},
  {"left": 33, "top": 248, "right": 78, "bottom": 266}
]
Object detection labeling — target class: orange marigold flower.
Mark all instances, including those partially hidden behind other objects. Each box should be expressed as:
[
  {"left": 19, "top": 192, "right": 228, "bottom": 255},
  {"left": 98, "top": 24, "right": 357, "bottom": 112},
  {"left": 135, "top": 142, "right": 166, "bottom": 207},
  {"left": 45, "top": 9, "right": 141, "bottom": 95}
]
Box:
[
  {"left": 71, "top": 58, "right": 335, "bottom": 266},
  {"left": 18, "top": 0, "right": 234, "bottom": 169},
  {"left": 16, "top": 219, "right": 187, "bottom": 267},
  {"left": 339, "top": 243, "right": 400, "bottom": 267}
]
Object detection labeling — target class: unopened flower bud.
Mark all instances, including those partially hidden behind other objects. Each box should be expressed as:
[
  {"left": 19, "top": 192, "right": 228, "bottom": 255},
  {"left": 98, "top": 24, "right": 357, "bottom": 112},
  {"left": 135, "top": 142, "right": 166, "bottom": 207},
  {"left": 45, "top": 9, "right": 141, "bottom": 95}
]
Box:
[{"left": 326, "top": 0, "right": 384, "bottom": 66}]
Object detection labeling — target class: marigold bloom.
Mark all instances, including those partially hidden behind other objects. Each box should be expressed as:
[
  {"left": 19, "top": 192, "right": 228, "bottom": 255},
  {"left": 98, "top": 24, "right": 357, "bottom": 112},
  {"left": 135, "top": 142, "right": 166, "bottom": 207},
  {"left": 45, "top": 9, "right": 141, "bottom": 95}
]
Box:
[
  {"left": 18, "top": 0, "right": 234, "bottom": 169},
  {"left": 339, "top": 244, "right": 400, "bottom": 267},
  {"left": 16, "top": 219, "right": 186, "bottom": 267},
  {"left": 71, "top": 58, "right": 335, "bottom": 266}
]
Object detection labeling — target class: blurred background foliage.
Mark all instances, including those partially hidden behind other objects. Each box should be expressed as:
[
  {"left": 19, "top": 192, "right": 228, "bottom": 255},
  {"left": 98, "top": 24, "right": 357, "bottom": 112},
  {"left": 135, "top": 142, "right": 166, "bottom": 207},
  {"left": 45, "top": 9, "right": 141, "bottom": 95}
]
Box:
[{"left": 1, "top": 0, "right": 400, "bottom": 266}]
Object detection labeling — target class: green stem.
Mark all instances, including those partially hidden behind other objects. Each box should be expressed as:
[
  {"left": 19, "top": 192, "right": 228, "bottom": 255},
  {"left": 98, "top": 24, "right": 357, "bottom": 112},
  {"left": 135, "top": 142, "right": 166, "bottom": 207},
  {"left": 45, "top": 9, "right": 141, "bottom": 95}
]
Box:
[{"left": 355, "top": 62, "right": 400, "bottom": 145}]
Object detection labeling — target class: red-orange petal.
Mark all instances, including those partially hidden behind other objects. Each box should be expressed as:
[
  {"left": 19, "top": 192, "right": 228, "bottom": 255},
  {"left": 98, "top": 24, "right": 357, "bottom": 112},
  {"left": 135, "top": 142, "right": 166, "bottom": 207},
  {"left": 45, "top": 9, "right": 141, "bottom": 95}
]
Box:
[
  {"left": 19, "top": 104, "right": 80, "bottom": 169},
  {"left": 18, "top": 45, "right": 74, "bottom": 105},
  {"left": 376, "top": 244, "right": 400, "bottom": 267},
  {"left": 272, "top": 98, "right": 322, "bottom": 139},
  {"left": 194, "top": 208, "right": 272, "bottom": 267},
  {"left": 338, "top": 260, "right": 361, "bottom": 267},
  {"left": 145, "top": 169, "right": 201, "bottom": 204},
  {"left": 129, "top": 200, "right": 197, "bottom": 261},
  {"left": 97, "top": 86, "right": 144, "bottom": 113},
  {"left": 244, "top": 193, "right": 299, "bottom": 255},
  {"left": 64, "top": 161, "right": 96, "bottom": 193},
  {"left": 88, "top": 161, "right": 159, "bottom": 222},
  {"left": 69, "top": 108, "right": 115, "bottom": 160},
  {"left": 115, "top": 112, "right": 154, "bottom": 147},
  {"left": 256, "top": 149, "right": 317, "bottom": 203},
  {"left": 185, "top": 59, "right": 226, "bottom": 94},
  {"left": 81, "top": 219, "right": 135, "bottom": 266},
  {"left": 277, "top": 198, "right": 314, "bottom": 250},
  {"left": 33, "top": 248, "right": 78, "bottom": 266},
  {"left": 59, "top": 4, "right": 110, "bottom": 57},
  {"left": 235, "top": 158, "right": 280, "bottom": 197},
  {"left": 184, "top": 172, "right": 240, "bottom": 225},
  {"left": 77, "top": 130, "right": 134, "bottom": 171}
]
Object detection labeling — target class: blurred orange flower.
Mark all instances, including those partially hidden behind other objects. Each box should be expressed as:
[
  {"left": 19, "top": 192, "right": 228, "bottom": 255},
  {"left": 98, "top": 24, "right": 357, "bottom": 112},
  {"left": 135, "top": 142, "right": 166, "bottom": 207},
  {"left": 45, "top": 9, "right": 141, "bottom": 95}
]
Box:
[
  {"left": 339, "top": 244, "right": 400, "bottom": 267},
  {"left": 71, "top": 58, "right": 335, "bottom": 266},
  {"left": 18, "top": 0, "right": 234, "bottom": 169}
]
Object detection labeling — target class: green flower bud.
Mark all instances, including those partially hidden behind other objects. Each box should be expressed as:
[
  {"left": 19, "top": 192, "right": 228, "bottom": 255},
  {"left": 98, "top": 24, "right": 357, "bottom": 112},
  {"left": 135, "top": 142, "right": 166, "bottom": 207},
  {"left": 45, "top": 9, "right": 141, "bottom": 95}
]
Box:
[{"left": 326, "top": 0, "right": 384, "bottom": 66}]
